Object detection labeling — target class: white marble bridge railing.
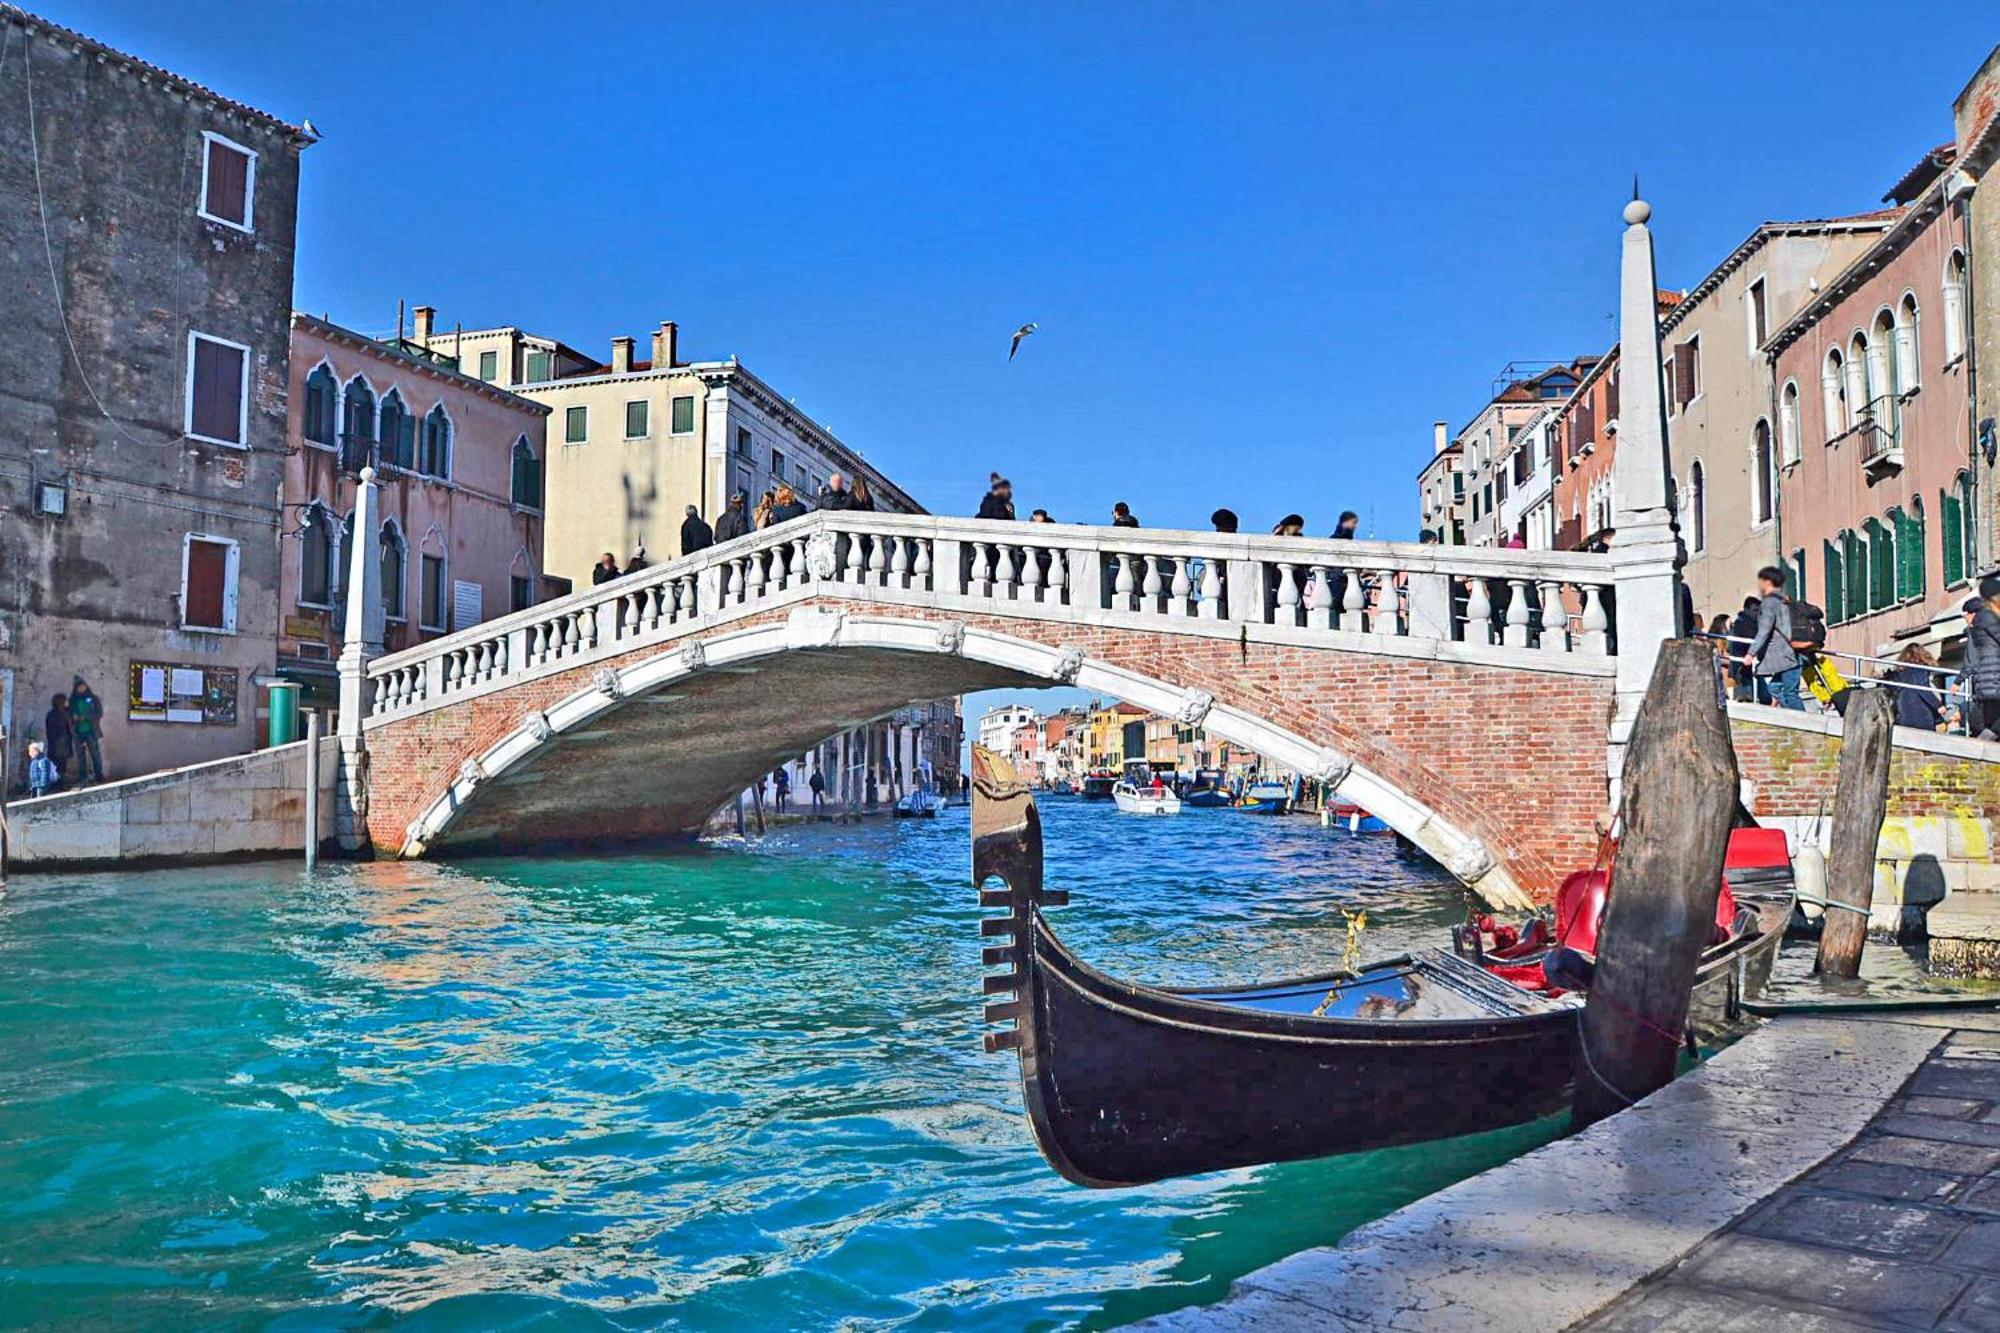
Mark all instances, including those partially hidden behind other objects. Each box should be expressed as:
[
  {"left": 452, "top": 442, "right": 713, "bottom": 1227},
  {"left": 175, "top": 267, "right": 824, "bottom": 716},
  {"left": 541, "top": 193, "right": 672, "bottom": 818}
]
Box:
[{"left": 363, "top": 513, "right": 1621, "bottom": 724}]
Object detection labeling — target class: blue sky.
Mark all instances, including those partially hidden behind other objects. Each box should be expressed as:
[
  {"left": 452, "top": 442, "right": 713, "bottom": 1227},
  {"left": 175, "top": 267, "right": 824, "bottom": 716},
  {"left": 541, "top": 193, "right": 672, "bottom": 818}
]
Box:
[
  {"left": 51, "top": 1, "right": 1990, "bottom": 537},
  {"left": 43, "top": 1, "right": 1993, "bottom": 732}
]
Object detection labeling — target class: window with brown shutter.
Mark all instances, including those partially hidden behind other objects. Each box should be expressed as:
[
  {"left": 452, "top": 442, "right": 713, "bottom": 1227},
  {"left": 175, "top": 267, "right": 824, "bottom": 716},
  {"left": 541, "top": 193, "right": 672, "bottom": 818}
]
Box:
[
  {"left": 1672, "top": 339, "right": 1699, "bottom": 409},
  {"left": 182, "top": 535, "right": 236, "bottom": 631},
  {"left": 199, "top": 132, "right": 255, "bottom": 231},
  {"left": 187, "top": 333, "right": 247, "bottom": 445}
]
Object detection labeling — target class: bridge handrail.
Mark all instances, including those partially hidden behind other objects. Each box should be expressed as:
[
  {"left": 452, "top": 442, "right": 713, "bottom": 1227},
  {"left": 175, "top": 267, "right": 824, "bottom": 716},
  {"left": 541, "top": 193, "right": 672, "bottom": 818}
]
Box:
[{"left": 361, "top": 512, "right": 1623, "bottom": 724}]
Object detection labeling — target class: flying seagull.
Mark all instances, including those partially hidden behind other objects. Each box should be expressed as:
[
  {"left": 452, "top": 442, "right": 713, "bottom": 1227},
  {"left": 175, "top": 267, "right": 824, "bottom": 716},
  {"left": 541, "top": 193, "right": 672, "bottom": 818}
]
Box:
[{"left": 1009, "top": 323, "right": 1038, "bottom": 361}]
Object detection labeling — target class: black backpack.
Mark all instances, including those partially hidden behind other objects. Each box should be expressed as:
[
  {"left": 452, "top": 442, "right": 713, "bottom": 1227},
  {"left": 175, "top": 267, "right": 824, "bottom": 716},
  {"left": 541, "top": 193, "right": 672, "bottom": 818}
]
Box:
[{"left": 1789, "top": 599, "right": 1828, "bottom": 650}]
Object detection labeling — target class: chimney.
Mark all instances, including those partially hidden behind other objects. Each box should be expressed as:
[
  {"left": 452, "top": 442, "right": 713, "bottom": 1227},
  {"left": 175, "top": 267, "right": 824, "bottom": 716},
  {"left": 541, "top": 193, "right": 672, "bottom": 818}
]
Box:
[
  {"left": 1433, "top": 420, "right": 1450, "bottom": 455},
  {"left": 413, "top": 305, "right": 435, "bottom": 342},
  {"left": 611, "top": 336, "right": 635, "bottom": 375},
  {"left": 652, "top": 321, "right": 679, "bottom": 369}
]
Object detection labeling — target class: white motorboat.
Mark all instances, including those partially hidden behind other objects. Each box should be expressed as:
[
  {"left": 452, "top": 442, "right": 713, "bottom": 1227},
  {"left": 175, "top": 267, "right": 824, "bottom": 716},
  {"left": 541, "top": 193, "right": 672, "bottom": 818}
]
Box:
[{"left": 1113, "top": 781, "right": 1182, "bottom": 816}]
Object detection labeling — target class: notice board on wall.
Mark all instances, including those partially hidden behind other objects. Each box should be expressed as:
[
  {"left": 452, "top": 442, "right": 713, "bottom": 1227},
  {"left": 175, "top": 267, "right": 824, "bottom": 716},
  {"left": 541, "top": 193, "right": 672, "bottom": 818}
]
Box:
[{"left": 128, "top": 661, "right": 239, "bottom": 725}]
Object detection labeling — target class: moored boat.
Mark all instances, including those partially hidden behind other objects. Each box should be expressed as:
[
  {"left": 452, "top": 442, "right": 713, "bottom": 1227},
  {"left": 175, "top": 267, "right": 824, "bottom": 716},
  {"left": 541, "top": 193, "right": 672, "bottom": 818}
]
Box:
[
  {"left": 1079, "top": 772, "right": 1117, "bottom": 801},
  {"left": 1237, "top": 779, "right": 1291, "bottom": 814},
  {"left": 895, "top": 788, "right": 941, "bottom": 818},
  {"left": 1327, "top": 802, "right": 1392, "bottom": 834},
  {"left": 970, "top": 746, "right": 1790, "bottom": 1188},
  {"left": 1181, "top": 768, "right": 1233, "bottom": 808}
]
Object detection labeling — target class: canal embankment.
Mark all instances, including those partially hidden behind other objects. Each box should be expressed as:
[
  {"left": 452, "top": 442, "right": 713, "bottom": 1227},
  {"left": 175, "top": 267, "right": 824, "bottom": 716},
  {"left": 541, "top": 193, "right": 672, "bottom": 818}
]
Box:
[
  {"left": 1134, "top": 1009, "right": 2000, "bottom": 1331},
  {"left": 3, "top": 738, "right": 338, "bottom": 872}
]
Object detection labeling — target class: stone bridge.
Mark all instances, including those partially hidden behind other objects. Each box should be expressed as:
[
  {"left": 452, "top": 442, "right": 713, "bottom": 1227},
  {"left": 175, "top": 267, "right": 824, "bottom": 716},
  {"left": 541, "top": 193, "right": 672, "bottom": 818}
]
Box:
[{"left": 345, "top": 505, "right": 1632, "bottom": 909}]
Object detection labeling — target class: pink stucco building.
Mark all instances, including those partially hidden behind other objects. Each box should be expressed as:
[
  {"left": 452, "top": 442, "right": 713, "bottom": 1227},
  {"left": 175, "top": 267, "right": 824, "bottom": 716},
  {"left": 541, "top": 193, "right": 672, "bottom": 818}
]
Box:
[
  {"left": 1768, "top": 148, "right": 1978, "bottom": 662},
  {"left": 278, "top": 314, "right": 554, "bottom": 714}
]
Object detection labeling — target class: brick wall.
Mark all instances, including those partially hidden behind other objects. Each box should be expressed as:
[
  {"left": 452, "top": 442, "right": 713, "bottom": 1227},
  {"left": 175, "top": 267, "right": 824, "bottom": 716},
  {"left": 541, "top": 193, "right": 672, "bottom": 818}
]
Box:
[
  {"left": 1732, "top": 716, "right": 2000, "bottom": 823},
  {"left": 362, "top": 600, "right": 1617, "bottom": 900}
]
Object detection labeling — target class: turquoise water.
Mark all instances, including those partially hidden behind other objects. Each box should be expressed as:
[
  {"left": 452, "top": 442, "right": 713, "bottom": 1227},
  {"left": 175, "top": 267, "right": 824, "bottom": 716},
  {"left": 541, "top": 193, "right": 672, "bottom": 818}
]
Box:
[{"left": 0, "top": 801, "right": 1561, "bottom": 1329}]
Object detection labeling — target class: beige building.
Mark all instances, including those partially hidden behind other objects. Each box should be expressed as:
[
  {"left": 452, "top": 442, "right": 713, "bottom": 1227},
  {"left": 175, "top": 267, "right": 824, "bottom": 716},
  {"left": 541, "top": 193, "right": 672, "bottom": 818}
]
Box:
[
  {"left": 410, "top": 311, "right": 922, "bottom": 586},
  {"left": 1656, "top": 218, "right": 1893, "bottom": 620},
  {"left": 1952, "top": 48, "right": 1998, "bottom": 582}
]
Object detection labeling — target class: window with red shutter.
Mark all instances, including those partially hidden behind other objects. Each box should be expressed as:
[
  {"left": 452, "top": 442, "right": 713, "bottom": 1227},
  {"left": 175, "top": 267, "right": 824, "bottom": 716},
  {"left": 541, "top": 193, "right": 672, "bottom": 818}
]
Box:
[
  {"left": 187, "top": 333, "right": 247, "bottom": 445},
  {"left": 183, "top": 537, "right": 233, "bottom": 630},
  {"left": 199, "top": 132, "right": 255, "bottom": 231}
]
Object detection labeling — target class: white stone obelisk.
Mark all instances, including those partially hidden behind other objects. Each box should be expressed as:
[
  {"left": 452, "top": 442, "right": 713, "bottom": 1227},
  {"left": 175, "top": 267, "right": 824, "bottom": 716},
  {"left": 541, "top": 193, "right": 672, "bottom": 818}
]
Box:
[
  {"left": 1608, "top": 194, "right": 1688, "bottom": 766},
  {"left": 335, "top": 467, "right": 384, "bottom": 851}
]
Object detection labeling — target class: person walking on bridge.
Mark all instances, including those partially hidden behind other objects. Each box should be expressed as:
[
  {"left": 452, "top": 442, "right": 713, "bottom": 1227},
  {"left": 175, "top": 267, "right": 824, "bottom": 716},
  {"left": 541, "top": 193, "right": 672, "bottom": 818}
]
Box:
[
  {"left": 818, "top": 473, "right": 854, "bottom": 511},
  {"left": 770, "top": 485, "right": 807, "bottom": 525},
  {"left": 850, "top": 475, "right": 876, "bottom": 511},
  {"left": 714, "top": 491, "right": 750, "bottom": 542},
  {"left": 592, "top": 553, "right": 620, "bottom": 586},
  {"left": 977, "top": 474, "right": 1014, "bottom": 520},
  {"left": 1743, "top": 566, "right": 1803, "bottom": 711},
  {"left": 680, "top": 505, "right": 713, "bottom": 557},
  {"left": 1111, "top": 502, "right": 1139, "bottom": 528},
  {"left": 1968, "top": 576, "right": 2000, "bottom": 740}
]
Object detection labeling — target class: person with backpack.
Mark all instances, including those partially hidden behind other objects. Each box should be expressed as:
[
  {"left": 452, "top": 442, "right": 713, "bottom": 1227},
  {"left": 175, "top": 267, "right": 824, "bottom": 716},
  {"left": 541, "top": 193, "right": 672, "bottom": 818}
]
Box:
[
  {"left": 1726, "top": 597, "right": 1765, "bottom": 702},
  {"left": 1742, "top": 566, "right": 1803, "bottom": 711},
  {"left": 1787, "top": 596, "right": 1841, "bottom": 712},
  {"left": 1969, "top": 575, "right": 2000, "bottom": 741}
]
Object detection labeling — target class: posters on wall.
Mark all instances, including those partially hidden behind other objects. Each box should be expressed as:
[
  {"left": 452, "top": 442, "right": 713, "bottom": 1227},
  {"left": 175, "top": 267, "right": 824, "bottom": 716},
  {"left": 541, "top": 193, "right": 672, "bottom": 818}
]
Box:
[{"left": 128, "top": 661, "right": 238, "bottom": 725}]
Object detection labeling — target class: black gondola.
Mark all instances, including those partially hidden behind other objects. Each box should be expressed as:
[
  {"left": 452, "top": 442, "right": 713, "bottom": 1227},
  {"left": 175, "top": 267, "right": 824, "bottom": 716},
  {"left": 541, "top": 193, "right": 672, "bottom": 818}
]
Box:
[{"left": 970, "top": 746, "right": 1791, "bottom": 1189}]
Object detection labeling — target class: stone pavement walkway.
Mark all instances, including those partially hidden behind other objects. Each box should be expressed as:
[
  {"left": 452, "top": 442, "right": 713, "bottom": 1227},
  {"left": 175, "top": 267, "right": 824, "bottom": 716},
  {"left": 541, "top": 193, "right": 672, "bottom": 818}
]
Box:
[{"left": 1583, "top": 1026, "right": 2000, "bottom": 1331}]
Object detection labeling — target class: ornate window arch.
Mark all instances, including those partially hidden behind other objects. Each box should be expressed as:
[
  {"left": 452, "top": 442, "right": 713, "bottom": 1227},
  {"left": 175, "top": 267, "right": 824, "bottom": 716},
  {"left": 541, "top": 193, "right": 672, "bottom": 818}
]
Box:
[
  {"left": 1687, "top": 459, "right": 1706, "bottom": 553},
  {"left": 1822, "top": 347, "right": 1847, "bottom": 440},
  {"left": 378, "top": 388, "right": 414, "bottom": 470},
  {"left": 302, "top": 362, "right": 338, "bottom": 448},
  {"left": 299, "top": 499, "right": 336, "bottom": 606},
  {"left": 1778, "top": 379, "right": 1802, "bottom": 467},
  {"left": 510, "top": 435, "right": 543, "bottom": 509},
  {"left": 421, "top": 404, "right": 453, "bottom": 479},
  {"left": 1895, "top": 291, "right": 1920, "bottom": 392},
  {"left": 1943, "top": 249, "right": 1969, "bottom": 362},
  {"left": 380, "top": 518, "right": 408, "bottom": 622}
]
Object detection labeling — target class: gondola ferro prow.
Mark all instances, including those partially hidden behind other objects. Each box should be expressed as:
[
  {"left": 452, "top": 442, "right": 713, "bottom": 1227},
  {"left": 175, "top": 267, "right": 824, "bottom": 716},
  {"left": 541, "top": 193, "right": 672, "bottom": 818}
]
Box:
[{"left": 971, "top": 746, "right": 1065, "bottom": 1053}]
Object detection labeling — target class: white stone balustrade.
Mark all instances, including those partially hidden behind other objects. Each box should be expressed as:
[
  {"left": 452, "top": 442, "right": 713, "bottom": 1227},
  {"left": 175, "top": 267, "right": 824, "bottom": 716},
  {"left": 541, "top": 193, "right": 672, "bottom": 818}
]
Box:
[{"left": 362, "top": 513, "right": 1624, "bottom": 725}]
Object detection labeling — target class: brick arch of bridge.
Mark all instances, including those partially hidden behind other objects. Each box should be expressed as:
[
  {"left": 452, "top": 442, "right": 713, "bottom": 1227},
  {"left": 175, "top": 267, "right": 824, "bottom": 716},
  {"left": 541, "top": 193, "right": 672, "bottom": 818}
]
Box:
[{"left": 362, "top": 602, "right": 1615, "bottom": 908}]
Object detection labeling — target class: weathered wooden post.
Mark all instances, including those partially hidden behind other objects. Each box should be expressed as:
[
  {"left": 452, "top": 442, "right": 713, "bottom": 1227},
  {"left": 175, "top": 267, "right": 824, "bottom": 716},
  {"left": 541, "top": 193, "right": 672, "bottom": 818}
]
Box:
[
  {"left": 1815, "top": 686, "right": 1894, "bottom": 978},
  {"left": 0, "top": 723, "right": 10, "bottom": 886},
  {"left": 1573, "top": 638, "right": 1740, "bottom": 1130}
]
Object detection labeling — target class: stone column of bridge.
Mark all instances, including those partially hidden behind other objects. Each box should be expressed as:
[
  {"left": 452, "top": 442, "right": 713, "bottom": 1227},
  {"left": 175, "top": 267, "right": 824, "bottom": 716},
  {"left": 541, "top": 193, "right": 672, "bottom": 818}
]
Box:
[
  {"left": 334, "top": 467, "right": 383, "bottom": 853},
  {"left": 1607, "top": 192, "right": 1689, "bottom": 792}
]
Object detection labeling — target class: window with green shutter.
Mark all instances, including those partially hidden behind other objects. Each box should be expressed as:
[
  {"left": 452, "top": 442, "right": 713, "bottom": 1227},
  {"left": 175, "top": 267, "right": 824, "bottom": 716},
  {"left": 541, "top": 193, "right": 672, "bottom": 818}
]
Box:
[
  {"left": 1824, "top": 540, "right": 1844, "bottom": 623},
  {"left": 1894, "top": 503, "right": 1926, "bottom": 601},
  {"left": 1843, "top": 530, "right": 1866, "bottom": 620},
  {"left": 565, "top": 405, "right": 587, "bottom": 444},
  {"left": 525, "top": 351, "right": 551, "bottom": 384},
  {"left": 625, "top": 400, "right": 649, "bottom": 438},
  {"left": 1942, "top": 483, "right": 1966, "bottom": 586},
  {"left": 1958, "top": 473, "right": 1977, "bottom": 582},
  {"left": 672, "top": 396, "right": 696, "bottom": 434},
  {"left": 1865, "top": 518, "right": 1893, "bottom": 612},
  {"left": 478, "top": 350, "right": 498, "bottom": 382}
]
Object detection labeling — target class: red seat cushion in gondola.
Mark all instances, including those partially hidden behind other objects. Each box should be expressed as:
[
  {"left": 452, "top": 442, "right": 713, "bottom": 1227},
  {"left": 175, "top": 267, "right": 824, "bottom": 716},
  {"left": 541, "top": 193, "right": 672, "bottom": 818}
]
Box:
[{"left": 1725, "top": 827, "right": 1790, "bottom": 869}]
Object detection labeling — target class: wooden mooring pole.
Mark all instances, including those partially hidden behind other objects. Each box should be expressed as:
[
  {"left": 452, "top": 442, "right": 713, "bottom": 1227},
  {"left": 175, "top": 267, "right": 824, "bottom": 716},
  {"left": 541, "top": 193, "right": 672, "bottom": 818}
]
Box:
[
  {"left": 1573, "top": 638, "right": 1741, "bottom": 1131},
  {"left": 0, "top": 724, "right": 10, "bottom": 887},
  {"left": 1815, "top": 686, "right": 1894, "bottom": 979}
]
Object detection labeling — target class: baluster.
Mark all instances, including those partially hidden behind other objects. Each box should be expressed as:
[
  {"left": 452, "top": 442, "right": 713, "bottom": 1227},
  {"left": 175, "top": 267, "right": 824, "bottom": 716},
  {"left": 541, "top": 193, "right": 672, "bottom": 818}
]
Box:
[
  {"left": 843, "top": 533, "right": 864, "bottom": 585},
  {"left": 1045, "top": 547, "right": 1066, "bottom": 604},
  {"left": 1198, "top": 557, "right": 1222, "bottom": 621},
  {"left": 1538, "top": 581, "right": 1565, "bottom": 652},
  {"left": 527, "top": 622, "right": 545, "bottom": 666},
  {"left": 1141, "top": 555, "right": 1164, "bottom": 614},
  {"left": 1305, "top": 564, "right": 1334, "bottom": 629},
  {"left": 1275, "top": 562, "right": 1301, "bottom": 625},
  {"left": 1502, "top": 579, "right": 1532, "bottom": 647},
  {"left": 1465, "top": 577, "right": 1494, "bottom": 646},
  {"left": 890, "top": 535, "right": 911, "bottom": 588},
  {"left": 1170, "top": 557, "right": 1192, "bottom": 615},
  {"left": 1021, "top": 543, "right": 1043, "bottom": 601},
  {"left": 1377, "top": 568, "right": 1400, "bottom": 634},
  {"left": 863, "top": 533, "right": 883, "bottom": 585},
  {"left": 1340, "top": 565, "right": 1366, "bottom": 632},
  {"left": 747, "top": 549, "right": 768, "bottom": 600},
  {"left": 973, "top": 542, "right": 995, "bottom": 597},
  {"left": 1114, "top": 553, "right": 1137, "bottom": 610},
  {"left": 912, "top": 539, "right": 932, "bottom": 590},
  {"left": 1580, "top": 584, "right": 1609, "bottom": 654},
  {"left": 995, "top": 544, "right": 1018, "bottom": 599},
  {"left": 623, "top": 590, "right": 641, "bottom": 636},
  {"left": 783, "top": 538, "right": 802, "bottom": 589}
]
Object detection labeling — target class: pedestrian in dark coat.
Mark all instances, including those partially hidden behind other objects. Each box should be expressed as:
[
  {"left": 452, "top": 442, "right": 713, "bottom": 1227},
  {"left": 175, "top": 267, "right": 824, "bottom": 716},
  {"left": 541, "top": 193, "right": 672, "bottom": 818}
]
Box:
[
  {"left": 43, "top": 694, "right": 72, "bottom": 788},
  {"left": 69, "top": 677, "right": 105, "bottom": 784},
  {"left": 976, "top": 475, "right": 1014, "bottom": 520},
  {"left": 1111, "top": 502, "right": 1139, "bottom": 528},
  {"left": 713, "top": 493, "right": 750, "bottom": 542},
  {"left": 1968, "top": 577, "right": 2000, "bottom": 739},
  {"left": 818, "top": 473, "right": 855, "bottom": 511},
  {"left": 591, "top": 553, "right": 620, "bottom": 585},
  {"left": 624, "top": 545, "right": 650, "bottom": 575},
  {"left": 680, "top": 505, "right": 714, "bottom": 557},
  {"left": 1887, "top": 645, "right": 1944, "bottom": 732}
]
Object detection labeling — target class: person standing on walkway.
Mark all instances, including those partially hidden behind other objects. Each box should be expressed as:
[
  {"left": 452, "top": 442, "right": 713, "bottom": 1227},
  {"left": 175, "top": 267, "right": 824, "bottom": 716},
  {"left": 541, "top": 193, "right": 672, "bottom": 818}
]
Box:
[
  {"left": 680, "top": 505, "right": 714, "bottom": 557},
  {"left": 753, "top": 490, "right": 776, "bottom": 530},
  {"left": 850, "top": 476, "right": 876, "bottom": 511},
  {"left": 713, "top": 492, "right": 750, "bottom": 542},
  {"left": 1968, "top": 576, "right": 2000, "bottom": 740},
  {"left": 69, "top": 678, "right": 105, "bottom": 784},
  {"left": 772, "top": 765, "right": 791, "bottom": 814},
  {"left": 1111, "top": 502, "right": 1139, "bottom": 528},
  {"left": 26, "top": 742, "right": 56, "bottom": 798},
  {"left": 1211, "top": 509, "right": 1238, "bottom": 533},
  {"left": 1743, "top": 567, "right": 1804, "bottom": 711},
  {"left": 43, "top": 693, "right": 72, "bottom": 791},
  {"left": 592, "top": 552, "right": 620, "bottom": 586},
  {"left": 818, "top": 473, "right": 854, "bottom": 511},
  {"left": 1726, "top": 596, "right": 1764, "bottom": 702},
  {"left": 809, "top": 764, "right": 826, "bottom": 813},
  {"left": 1887, "top": 644, "right": 1945, "bottom": 733},
  {"left": 770, "top": 485, "right": 807, "bottom": 525},
  {"left": 624, "top": 544, "right": 650, "bottom": 576}
]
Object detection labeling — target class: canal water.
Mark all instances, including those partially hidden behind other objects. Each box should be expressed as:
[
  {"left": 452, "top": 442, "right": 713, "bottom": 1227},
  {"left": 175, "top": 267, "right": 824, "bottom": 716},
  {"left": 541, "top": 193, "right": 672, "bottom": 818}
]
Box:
[{"left": 0, "top": 798, "right": 1573, "bottom": 1329}]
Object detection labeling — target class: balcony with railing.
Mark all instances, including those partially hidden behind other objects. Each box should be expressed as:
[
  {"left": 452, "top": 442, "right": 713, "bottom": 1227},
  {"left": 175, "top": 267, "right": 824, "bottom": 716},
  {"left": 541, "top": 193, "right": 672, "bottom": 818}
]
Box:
[{"left": 1857, "top": 396, "right": 1903, "bottom": 473}]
